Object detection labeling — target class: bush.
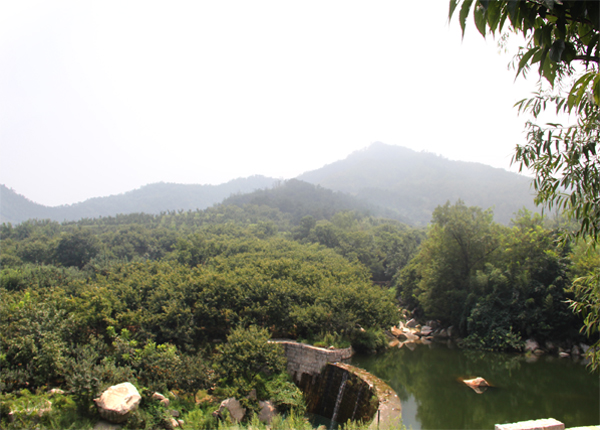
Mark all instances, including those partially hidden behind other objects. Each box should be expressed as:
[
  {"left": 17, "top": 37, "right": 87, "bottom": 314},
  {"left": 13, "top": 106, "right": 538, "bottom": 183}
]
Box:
[
  {"left": 215, "top": 325, "right": 287, "bottom": 398},
  {"left": 350, "top": 328, "right": 388, "bottom": 354}
]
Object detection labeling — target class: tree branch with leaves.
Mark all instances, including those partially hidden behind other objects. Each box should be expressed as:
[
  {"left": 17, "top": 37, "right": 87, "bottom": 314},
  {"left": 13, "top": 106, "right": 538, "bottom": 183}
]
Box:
[{"left": 449, "top": 0, "right": 599, "bottom": 369}]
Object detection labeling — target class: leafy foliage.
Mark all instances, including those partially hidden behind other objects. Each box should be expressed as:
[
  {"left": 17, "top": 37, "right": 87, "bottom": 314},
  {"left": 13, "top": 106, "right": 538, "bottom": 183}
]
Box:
[
  {"left": 450, "top": 0, "right": 599, "bottom": 367},
  {"left": 397, "top": 202, "right": 582, "bottom": 349}
]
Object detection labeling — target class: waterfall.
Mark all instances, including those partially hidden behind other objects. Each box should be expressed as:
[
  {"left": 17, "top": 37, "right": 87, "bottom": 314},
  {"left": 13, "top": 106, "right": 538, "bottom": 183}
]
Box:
[
  {"left": 351, "top": 384, "right": 364, "bottom": 421},
  {"left": 330, "top": 372, "right": 349, "bottom": 429}
]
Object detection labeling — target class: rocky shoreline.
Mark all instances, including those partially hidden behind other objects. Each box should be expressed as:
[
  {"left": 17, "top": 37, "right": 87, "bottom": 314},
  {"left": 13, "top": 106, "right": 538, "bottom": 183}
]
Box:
[{"left": 387, "top": 317, "right": 591, "bottom": 361}]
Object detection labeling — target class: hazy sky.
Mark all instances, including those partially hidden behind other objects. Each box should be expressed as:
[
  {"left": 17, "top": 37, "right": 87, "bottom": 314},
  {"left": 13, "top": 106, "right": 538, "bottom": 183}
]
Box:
[{"left": 1, "top": 1, "right": 542, "bottom": 207}]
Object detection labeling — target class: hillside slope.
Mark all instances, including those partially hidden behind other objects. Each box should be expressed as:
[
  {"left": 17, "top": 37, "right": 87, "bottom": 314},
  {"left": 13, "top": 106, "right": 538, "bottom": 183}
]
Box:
[
  {"left": 297, "top": 142, "right": 537, "bottom": 225},
  {"left": 221, "top": 179, "right": 408, "bottom": 223},
  {"left": 1, "top": 176, "right": 278, "bottom": 224}
]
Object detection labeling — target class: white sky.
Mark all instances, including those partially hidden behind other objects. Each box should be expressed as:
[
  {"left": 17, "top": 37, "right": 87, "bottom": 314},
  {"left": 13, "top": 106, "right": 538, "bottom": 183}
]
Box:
[{"left": 1, "top": 1, "right": 544, "bottom": 207}]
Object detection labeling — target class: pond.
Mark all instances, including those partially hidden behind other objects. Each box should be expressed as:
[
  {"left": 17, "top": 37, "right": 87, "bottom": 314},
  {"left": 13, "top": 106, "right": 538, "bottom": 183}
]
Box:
[{"left": 351, "top": 342, "right": 599, "bottom": 430}]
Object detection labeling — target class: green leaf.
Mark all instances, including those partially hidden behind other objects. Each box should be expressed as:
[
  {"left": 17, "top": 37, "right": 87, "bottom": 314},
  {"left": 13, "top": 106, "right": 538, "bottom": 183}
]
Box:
[
  {"left": 474, "top": 3, "right": 487, "bottom": 37},
  {"left": 549, "top": 39, "right": 565, "bottom": 62},
  {"left": 459, "top": 0, "right": 474, "bottom": 37},
  {"left": 449, "top": 0, "right": 460, "bottom": 21},
  {"left": 486, "top": 1, "right": 502, "bottom": 32},
  {"left": 517, "top": 47, "right": 539, "bottom": 78}
]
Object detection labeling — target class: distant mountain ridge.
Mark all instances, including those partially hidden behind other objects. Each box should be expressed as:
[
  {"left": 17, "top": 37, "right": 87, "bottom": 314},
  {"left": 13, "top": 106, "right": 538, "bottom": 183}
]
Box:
[
  {"left": 1, "top": 143, "right": 538, "bottom": 225},
  {"left": 0, "top": 176, "right": 278, "bottom": 224},
  {"left": 297, "top": 142, "right": 537, "bottom": 225}
]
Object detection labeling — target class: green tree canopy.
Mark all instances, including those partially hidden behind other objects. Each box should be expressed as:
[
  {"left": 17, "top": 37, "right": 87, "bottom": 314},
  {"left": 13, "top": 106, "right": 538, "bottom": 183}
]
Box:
[{"left": 450, "top": 0, "right": 599, "bottom": 367}]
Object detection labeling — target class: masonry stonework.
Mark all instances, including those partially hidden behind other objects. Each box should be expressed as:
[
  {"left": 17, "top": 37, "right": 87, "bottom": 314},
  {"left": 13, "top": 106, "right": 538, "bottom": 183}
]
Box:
[{"left": 271, "top": 341, "right": 353, "bottom": 383}]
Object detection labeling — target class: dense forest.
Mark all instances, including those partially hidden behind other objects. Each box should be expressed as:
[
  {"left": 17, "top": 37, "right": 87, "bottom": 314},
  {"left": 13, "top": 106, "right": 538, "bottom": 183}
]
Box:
[{"left": 1, "top": 194, "right": 596, "bottom": 428}]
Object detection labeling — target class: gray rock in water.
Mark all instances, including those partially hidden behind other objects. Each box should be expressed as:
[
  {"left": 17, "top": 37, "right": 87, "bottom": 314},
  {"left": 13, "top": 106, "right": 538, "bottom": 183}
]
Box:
[
  {"left": 525, "top": 339, "right": 539, "bottom": 353},
  {"left": 420, "top": 325, "right": 433, "bottom": 336},
  {"left": 435, "top": 328, "right": 449, "bottom": 339},
  {"left": 94, "top": 382, "right": 141, "bottom": 424},
  {"left": 406, "top": 318, "right": 418, "bottom": 328}
]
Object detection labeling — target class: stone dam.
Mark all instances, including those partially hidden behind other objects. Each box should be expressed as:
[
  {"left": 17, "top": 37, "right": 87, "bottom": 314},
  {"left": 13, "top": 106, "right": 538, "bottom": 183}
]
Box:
[{"left": 272, "top": 341, "right": 402, "bottom": 429}]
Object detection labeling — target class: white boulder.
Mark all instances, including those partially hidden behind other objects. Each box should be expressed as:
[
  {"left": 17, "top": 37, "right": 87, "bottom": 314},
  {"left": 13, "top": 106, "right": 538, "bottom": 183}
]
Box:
[{"left": 94, "top": 382, "right": 141, "bottom": 423}]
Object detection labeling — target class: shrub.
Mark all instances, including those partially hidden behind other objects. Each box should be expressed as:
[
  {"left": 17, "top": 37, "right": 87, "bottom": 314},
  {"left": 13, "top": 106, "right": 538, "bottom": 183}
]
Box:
[{"left": 350, "top": 328, "right": 388, "bottom": 354}]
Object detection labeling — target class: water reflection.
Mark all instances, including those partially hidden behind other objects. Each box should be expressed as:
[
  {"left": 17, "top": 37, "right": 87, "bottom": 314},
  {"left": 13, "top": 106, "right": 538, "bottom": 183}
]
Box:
[{"left": 351, "top": 342, "right": 599, "bottom": 430}]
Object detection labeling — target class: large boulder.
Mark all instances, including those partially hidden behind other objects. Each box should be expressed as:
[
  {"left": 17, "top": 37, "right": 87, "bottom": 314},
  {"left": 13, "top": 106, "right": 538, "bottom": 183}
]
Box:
[
  {"left": 213, "top": 398, "right": 246, "bottom": 423},
  {"left": 94, "top": 382, "right": 141, "bottom": 423},
  {"left": 258, "top": 400, "right": 278, "bottom": 424}
]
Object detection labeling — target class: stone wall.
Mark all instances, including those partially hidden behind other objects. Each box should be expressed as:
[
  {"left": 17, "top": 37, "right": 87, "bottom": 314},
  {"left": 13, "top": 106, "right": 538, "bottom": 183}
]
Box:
[
  {"left": 273, "top": 341, "right": 402, "bottom": 429},
  {"left": 271, "top": 341, "right": 353, "bottom": 384}
]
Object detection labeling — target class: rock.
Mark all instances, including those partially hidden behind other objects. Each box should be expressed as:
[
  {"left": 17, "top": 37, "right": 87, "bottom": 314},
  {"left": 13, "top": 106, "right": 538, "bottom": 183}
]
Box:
[
  {"left": 403, "top": 341, "right": 417, "bottom": 351},
  {"left": 435, "top": 328, "right": 449, "bottom": 339},
  {"left": 93, "top": 421, "right": 122, "bottom": 430},
  {"left": 581, "top": 343, "right": 590, "bottom": 355},
  {"left": 48, "top": 388, "right": 65, "bottom": 396},
  {"left": 152, "top": 392, "right": 170, "bottom": 407},
  {"left": 401, "top": 329, "right": 419, "bottom": 342},
  {"left": 258, "top": 400, "right": 278, "bottom": 423},
  {"left": 391, "top": 326, "right": 403, "bottom": 337},
  {"left": 545, "top": 341, "right": 556, "bottom": 351},
  {"left": 447, "top": 326, "right": 454, "bottom": 338},
  {"left": 389, "top": 339, "right": 400, "bottom": 348},
  {"left": 559, "top": 352, "right": 570, "bottom": 358},
  {"left": 462, "top": 377, "right": 490, "bottom": 388},
  {"left": 420, "top": 325, "right": 433, "bottom": 336},
  {"left": 533, "top": 349, "right": 545, "bottom": 356},
  {"left": 169, "top": 410, "right": 180, "bottom": 417},
  {"left": 524, "top": 339, "right": 539, "bottom": 353},
  {"left": 169, "top": 418, "right": 179, "bottom": 428},
  {"left": 247, "top": 389, "right": 257, "bottom": 401},
  {"left": 525, "top": 354, "right": 539, "bottom": 363},
  {"left": 461, "top": 377, "right": 491, "bottom": 394},
  {"left": 177, "top": 420, "right": 184, "bottom": 427},
  {"left": 94, "top": 382, "right": 141, "bottom": 424},
  {"left": 571, "top": 345, "right": 581, "bottom": 356},
  {"left": 213, "top": 398, "right": 246, "bottom": 423},
  {"left": 406, "top": 318, "right": 418, "bottom": 328},
  {"left": 426, "top": 320, "right": 439, "bottom": 330}
]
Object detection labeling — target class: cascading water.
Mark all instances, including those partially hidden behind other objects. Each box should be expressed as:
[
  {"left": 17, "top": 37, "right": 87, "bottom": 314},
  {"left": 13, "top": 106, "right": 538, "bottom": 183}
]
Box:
[
  {"left": 330, "top": 372, "right": 349, "bottom": 429},
  {"left": 351, "top": 384, "right": 364, "bottom": 422}
]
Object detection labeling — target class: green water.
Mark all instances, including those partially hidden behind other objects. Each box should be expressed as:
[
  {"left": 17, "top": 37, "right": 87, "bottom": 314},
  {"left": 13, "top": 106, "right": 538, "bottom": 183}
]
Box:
[{"left": 351, "top": 343, "right": 599, "bottom": 430}]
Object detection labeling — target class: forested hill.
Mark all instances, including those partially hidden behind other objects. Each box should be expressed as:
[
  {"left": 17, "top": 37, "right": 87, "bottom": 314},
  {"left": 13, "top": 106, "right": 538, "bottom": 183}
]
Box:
[
  {"left": 220, "top": 179, "right": 408, "bottom": 224},
  {"left": 297, "top": 142, "right": 538, "bottom": 225},
  {"left": 0, "top": 176, "right": 277, "bottom": 224}
]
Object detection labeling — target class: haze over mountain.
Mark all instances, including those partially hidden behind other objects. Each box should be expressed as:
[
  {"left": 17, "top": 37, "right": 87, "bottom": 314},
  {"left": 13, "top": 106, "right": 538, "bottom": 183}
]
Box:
[
  {"left": 1, "top": 143, "right": 538, "bottom": 225},
  {"left": 298, "top": 142, "right": 537, "bottom": 225},
  {"left": 0, "top": 176, "right": 277, "bottom": 225}
]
